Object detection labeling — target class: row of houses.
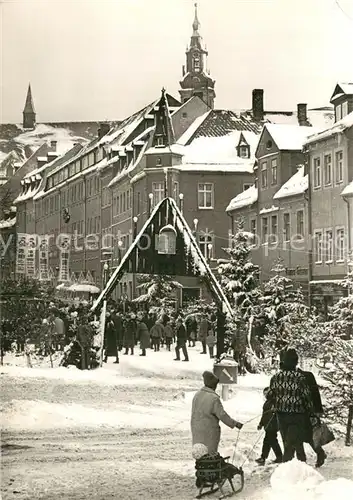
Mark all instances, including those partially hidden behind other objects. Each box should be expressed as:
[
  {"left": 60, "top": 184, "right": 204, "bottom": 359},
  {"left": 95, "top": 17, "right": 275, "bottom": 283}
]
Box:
[
  {"left": 1, "top": 3, "right": 351, "bottom": 312},
  {"left": 227, "top": 83, "right": 353, "bottom": 314}
]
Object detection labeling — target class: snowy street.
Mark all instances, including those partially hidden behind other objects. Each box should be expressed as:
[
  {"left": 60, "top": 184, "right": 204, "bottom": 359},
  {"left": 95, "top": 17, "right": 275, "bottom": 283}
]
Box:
[{"left": 1, "top": 349, "right": 353, "bottom": 500}]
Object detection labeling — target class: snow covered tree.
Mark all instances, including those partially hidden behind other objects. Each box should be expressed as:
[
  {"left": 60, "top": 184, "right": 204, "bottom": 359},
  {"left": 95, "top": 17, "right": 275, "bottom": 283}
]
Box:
[
  {"left": 133, "top": 274, "right": 182, "bottom": 317},
  {"left": 217, "top": 220, "right": 262, "bottom": 319},
  {"left": 261, "top": 261, "right": 308, "bottom": 359},
  {"left": 321, "top": 339, "right": 353, "bottom": 445},
  {"left": 217, "top": 220, "right": 262, "bottom": 365},
  {"left": 328, "top": 273, "right": 353, "bottom": 340}
]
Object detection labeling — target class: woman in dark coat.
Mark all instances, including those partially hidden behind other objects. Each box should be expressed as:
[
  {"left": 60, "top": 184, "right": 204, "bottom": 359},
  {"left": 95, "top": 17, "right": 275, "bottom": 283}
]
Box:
[
  {"left": 137, "top": 316, "right": 150, "bottom": 356},
  {"left": 123, "top": 314, "right": 136, "bottom": 355},
  {"left": 269, "top": 348, "right": 314, "bottom": 463}
]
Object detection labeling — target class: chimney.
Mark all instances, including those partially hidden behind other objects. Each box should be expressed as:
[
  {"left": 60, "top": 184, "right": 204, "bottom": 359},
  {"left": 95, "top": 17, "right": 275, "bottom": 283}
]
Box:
[
  {"left": 252, "top": 89, "right": 264, "bottom": 121},
  {"left": 297, "top": 103, "right": 309, "bottom": 126},
  {"left": 98, "top": 122, "right": 110, "bottom": 140},
  {"left": 182, "top": 65, "right": 185, "bottom": 76},
  {"left": 37, "top": 157, "right": 47, "bottom": 168},
  {"left": 50, "top": 140, "right": 57, "bottom": 150}
]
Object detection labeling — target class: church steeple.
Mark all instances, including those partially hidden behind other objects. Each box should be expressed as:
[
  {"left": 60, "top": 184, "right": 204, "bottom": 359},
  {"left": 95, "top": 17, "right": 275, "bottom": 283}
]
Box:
[
  {"left": 179, "top": 3, "right": 215, "bottom": 109},
  {"left": 192, "top": 2, "right": 200, "bottom": 37},
  {"left": 23, "top": 84, "right": 36, "bottom": 129},
  {"left": 152, "top": 88, "right": 175, "bottom": 148}
]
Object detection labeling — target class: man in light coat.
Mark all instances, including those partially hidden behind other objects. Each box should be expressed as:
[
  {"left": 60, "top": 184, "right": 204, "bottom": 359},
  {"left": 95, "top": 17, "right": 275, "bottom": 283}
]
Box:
[{"left": 191, "top": 371, "right": 243, "bottom": 454}]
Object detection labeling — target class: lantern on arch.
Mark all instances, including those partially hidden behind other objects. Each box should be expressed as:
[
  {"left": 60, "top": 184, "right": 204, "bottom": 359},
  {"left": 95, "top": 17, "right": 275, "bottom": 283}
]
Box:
[{"left": 157, "top": 224, "right": 177, "bottom": 255}]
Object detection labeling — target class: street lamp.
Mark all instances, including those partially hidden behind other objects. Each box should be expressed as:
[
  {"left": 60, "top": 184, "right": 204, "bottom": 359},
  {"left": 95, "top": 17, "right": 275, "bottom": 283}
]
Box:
[
  {"left": 117, "top": 240, "right": 123, "bottom": 262},
  {"left": 179, "top": 192, "right": 184, "bottom": 212},
  {"left": 207, "top": 243, "right": 213, "bottom": 262},
  {"left": 103, "top": 262, "right": 109, "bottom": 288},
  {"left": 148, "top": 193, "right": 154, "bottom": 215}
]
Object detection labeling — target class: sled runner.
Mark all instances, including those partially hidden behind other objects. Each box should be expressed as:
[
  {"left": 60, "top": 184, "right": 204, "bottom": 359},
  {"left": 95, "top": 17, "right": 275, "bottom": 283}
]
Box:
[{"left": 195, "top": 453, "right": 244, "bottom": 499}]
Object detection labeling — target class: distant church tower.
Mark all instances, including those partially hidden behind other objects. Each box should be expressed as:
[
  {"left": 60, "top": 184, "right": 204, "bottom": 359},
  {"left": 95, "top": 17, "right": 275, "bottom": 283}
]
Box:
[
  {"left": 23, "top": 84, "right": 36, "bottom": 129},
  {"left": 179, "top": 3, "right": 216, "bottom": 108}
]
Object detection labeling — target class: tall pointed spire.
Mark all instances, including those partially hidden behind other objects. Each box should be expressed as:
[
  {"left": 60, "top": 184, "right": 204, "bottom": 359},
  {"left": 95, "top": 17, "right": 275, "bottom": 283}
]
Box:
[
  {"left": 178, "top": 2, "right": 216, "bottom": 108},
  {"left": 192, "top": 2, "right": 200, "bottom": 36},
  {"left": 152, "top": 88, "right": 175, "bottom": 148},
  {"left": 23, "top": 83, "right": 36, "bottom": 129}
]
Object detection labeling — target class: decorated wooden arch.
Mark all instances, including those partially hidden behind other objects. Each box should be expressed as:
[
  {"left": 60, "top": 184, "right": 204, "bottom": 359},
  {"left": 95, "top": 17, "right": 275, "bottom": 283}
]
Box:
[{"left": 91, "top": 197, "right": 232, "bottom": 317}]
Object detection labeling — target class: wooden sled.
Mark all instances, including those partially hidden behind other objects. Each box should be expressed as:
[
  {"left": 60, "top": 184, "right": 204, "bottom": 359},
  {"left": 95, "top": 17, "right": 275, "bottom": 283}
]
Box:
[{"left": 195, "top": 454, "right": 244, "bottom": 499}]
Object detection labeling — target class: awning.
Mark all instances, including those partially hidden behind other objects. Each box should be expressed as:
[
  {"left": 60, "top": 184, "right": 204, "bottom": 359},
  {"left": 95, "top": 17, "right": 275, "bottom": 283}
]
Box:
[{"left": 68, "top": 284, "right": 100, "bottom": 294}]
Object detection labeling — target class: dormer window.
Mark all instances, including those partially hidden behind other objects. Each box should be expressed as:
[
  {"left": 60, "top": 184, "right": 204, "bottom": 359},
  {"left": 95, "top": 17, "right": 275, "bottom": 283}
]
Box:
[
  {"left": 238, "top": 145, "right": 250, "bottom": 158},
  {"left": 156, "top": 157, "right": 162, "bottom": 166},
  {"left": 156, "top": 136, "right": 165, "bottom": 147}
]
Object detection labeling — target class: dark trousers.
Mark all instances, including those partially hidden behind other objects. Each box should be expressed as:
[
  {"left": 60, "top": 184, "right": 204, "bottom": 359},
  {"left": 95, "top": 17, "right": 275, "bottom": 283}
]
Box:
[
  {"left": 261, "top": 431, "right": 283, "bottom": 460},
  {"left": 208, "top": 346, "right": 214, "bottom": 358},
  {"left": 152, "top": 338, "right": 160, "bottom": 351},
  {"left": 165, "top": 338, "right": 172, "bottom": 351},
  {"left": 175, "top": 342, "right": 189, "bottom": 360},
  {"left": 201, "top": 340, "right": 206, "bottom": 353},
  {"left": 277, "top": 413, "right": 307, "bottom": 462}
]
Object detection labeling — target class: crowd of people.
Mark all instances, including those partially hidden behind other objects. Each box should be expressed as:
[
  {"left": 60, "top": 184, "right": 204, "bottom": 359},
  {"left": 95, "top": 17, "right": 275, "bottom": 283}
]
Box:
[
  {"left": 103, "top": 308, "right": 219, "bottom": 364},
  {"left": 191, "top": 348, "right": 328, "bottom": 469}
]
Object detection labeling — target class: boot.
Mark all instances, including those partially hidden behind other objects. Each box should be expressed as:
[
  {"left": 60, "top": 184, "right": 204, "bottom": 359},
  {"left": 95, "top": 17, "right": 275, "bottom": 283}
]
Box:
[
  {"left": 272, "top": 457, "right": 282, "bottom": 464},
  {"left": 255, "top": 457, "right": 265, "bottom": 465},
  {"left": 124, "top": 349, "right": 128, "bottom": 355},
  {"left": 315, "top": 449, "right": 327, "bottom": 468}
]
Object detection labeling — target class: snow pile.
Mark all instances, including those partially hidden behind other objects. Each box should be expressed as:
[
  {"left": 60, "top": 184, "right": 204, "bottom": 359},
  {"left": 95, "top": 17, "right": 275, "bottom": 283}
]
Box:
[
  {"left": 226, "top": 185, "right": 258, "bottom": 212},
  {"left": 267, "top": 460, "right": 353, "bottom": 500},
  {"left": 274, "top": 166, "right": 308, "bottom": 199}
]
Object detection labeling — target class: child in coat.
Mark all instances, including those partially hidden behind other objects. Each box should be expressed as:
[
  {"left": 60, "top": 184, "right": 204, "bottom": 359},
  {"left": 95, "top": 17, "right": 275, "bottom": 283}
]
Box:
[
  {"left": 255, "top": 387, "right": 283, "bottom": 465},
  {"left": 206, "top": 331, "right": 216, "bottom": 359}
]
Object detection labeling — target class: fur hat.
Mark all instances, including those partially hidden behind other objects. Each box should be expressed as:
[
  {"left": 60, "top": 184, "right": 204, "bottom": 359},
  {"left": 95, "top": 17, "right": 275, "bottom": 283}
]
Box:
[{"left": 202, "top": 370, "right": 219, "bottom": 387}]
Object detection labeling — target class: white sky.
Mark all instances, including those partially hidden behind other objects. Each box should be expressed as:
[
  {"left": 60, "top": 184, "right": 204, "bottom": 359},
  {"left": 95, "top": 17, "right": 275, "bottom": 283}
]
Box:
[{"left": 1, "top": 0, "right": 353, "bottom": 123}]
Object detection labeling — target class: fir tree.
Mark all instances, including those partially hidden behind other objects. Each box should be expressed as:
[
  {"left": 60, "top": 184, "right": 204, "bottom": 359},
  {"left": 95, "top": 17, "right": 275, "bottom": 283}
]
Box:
[
  {"left": 261, "top": 261, "right": 307, "bottom": 358},
  {"left": 133, "top": 274, "right": 182, "bottom": 317},
  {"left": 321, "top": 338, "right": 353, "bottom": 445},
  {"left": 217, "top": 220, "right": 262, "bottom": 357}
]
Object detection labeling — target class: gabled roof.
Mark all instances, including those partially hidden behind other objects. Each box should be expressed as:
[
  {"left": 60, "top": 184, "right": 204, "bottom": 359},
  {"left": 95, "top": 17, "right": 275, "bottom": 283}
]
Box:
[
  {"left": 273, "top": 166, "right": 308, "bottom": 200},
  {"left": 226, "top": 185, "right": 258, "bottom": 212},
  {"left": 330, "top": 83, "right": 353, "bottom": 102},
  {"left": 100, "top": 93, "right": 180, "bottom": 147},
  {"left": 257, "top": 124, "right": 322, "bottom": 154},
  {"left": 91, "top": 197, "right": 233, "bottom": 316}
]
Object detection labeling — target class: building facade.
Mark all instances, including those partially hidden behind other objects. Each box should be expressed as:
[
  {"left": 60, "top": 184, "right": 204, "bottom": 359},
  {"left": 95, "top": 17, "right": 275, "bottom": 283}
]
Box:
[{"left": 306, "top": 83, "right": 353, "bottom": 314}]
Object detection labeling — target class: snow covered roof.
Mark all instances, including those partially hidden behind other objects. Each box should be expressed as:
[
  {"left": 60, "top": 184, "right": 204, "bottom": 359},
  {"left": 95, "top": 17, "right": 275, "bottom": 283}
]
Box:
[
  {"left": 177, "top": 111, "right": 211, "bottom": 145},
  {"left": 226, "top": 185, "right": 258, "bottom": 212},
  {"left": 145, "top": 144, "right": 185, "bottom": 156},
  {"left": 330, "top": 83, "right": 353, "bottom": 102},
  {"left": 192, "top": 109, "right": 262, "bottom": 140},
  {"left": 181, "top": 129, "right": 259, "bottom": 170},
  {"left": 100, "top": 93, "right": 179, "bottom": 147},
  {"left": 341, "top": 181, "right": 353, "bottom": 198},
  {"left": 259, "top": 205, "right": 279, "bottom": 215},
  {"left": 262, "top": 107, "right": 334, "bottom": 129},
  {"left": 264, "top": 124, "right": 322, "bottom": 151},
  {"left": 305, "top": 111, "right": 353, "bottom": 145},
  {"left": 273, "top": 166, "right": 308, "bottom": 200},
  {"left": 109, "top": 141, "right": 149, "bottom": 188},
  {"left": 0, "top": 217, "right": 16, "bottom": 229},
  {"left": 14, "top": 123, "right": 89, "bottom": 156}
]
